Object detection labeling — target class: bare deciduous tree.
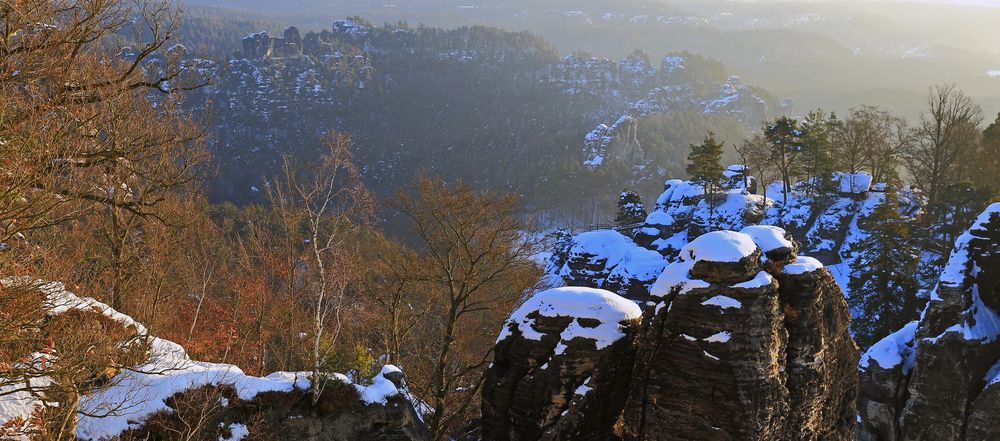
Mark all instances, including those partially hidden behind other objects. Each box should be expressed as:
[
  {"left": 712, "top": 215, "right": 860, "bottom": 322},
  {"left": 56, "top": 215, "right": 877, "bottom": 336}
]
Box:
[
  {"left": 393, "top": 176, "right": 541, "bottom": 440},
  {"left": 903, "top": 85, "right": 983, "bottom": 206},
  {"left": 265, "top": 132, "right": 374, "bottom": 404}
]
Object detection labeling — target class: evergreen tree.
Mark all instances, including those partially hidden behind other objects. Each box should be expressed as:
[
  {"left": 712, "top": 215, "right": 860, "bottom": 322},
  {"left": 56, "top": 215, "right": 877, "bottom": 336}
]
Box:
[
  {"left": 848, "top": 189, "right": 922, "bottom": 348},
  {"left": 687, "top": 133, "right": 725, "bottom": 188},
  {"left": 763, "top": 117, "right": 804, "bottom": 205},
  {"left": 687, "top": 132, "right": 725, "bottom": 226},
  {"left": 615, "top": 190, "right": 648, "bottom": 226},
  {"left": 799, "top": 109, "right": 838, "bottom": 195}
]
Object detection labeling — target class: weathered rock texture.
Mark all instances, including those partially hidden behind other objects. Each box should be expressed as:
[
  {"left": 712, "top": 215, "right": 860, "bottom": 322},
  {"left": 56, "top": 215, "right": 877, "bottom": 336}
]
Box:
[
  {"left": 624, "top": 233, "right": 857, "bottom": 441},
  {"left": 487, "top": 229, "right": 859, "bottom": 441},
  {"left": 0, "top": 282, "right": 430, "bottom": 441},
  {"left": 128, "top": 371, "right": 429, "bottom": 441},
  {"left": 775, "top": 261, "right": 859, "bottom": 440},
  {"left": 482, "top": 287, "right": 643, "bottom": 441},
  {"left": 858, "top": 203, "right": 1000, "bottom": 441},
  {"left": 623, "top": 250, "right": 791, "bottom": 440}
]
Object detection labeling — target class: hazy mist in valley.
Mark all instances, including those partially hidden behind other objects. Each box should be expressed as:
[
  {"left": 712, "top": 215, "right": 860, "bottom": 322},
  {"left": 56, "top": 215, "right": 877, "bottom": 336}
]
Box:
[{"left": 180, "top": 0, "right": 1000, "bottom": 119}]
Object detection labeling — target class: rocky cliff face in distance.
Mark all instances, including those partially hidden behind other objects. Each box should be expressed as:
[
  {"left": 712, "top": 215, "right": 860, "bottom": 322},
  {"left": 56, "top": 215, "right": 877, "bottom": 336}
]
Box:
[
  {"left": 488, "top": 227, "right": 858, "bottom": 441},
  {"left": 858, "top": 203, "right": 1000, "bottom": 441}
]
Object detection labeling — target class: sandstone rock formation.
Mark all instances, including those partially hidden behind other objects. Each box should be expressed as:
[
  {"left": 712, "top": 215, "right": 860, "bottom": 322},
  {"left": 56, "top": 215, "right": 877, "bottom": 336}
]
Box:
[
  {"left": 583, "top": 115, "right": 644, "bottom": 168},
  {"left": 624, "top": 230, "right": 857, "bottom": 441},
  {"left": 0, "top": 282, "right": 429, "bottom": 441},
  {"left": 550, "top": 171, "right": 915, "bottom": 306},
  {"left": 490, "top": 228, "right": 859, "bottom": 441},
  {"left": 482, "top": 287, "right": 643, "bottom": 441},
  {"left": 126, "top": 366, "right": 429, "bottom": 441},
  {"left": 858, "top": 203, "right": 1000, "bottom": 441},
  {"left": 556, "top": 230, "right": 665, "bottom": 302}
]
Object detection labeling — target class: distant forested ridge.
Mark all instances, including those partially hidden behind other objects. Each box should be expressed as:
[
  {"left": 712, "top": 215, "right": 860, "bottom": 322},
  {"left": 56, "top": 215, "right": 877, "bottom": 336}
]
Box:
[{"left": 177, "top": 14, "right": 776, "bottom": 223}]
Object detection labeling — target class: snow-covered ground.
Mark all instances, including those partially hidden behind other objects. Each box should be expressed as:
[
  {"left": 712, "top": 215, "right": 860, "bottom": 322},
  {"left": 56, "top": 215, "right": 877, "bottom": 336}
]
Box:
[{"left": 0, "top": 281, "right": 411, "bottom": 440}]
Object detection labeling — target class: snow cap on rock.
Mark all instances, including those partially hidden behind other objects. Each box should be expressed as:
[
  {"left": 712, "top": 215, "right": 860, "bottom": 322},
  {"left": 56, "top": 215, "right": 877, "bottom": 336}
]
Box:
[
  {"left": 497, "top": 287, "right": 642, "bottom": 350},
  {"left": 740, "top": 225, "right": 793, "bottom": 253},
  {"left": 680, "top": 231, "right": 758, "bottom": 263},
  {"left": 741, "top": 225, "right": 797, "bottom": 263},
  {"left": 782, "top": 256, "right": 825, "bottom": 275}
]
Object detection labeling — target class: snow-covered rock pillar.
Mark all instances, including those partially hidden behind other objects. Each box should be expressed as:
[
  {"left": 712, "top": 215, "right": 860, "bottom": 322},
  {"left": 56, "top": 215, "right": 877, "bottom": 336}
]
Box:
[
  {"left": 622, "top": 231, "right": 790, "bottom": 440},
  {"left": 481, "top": 287, "right": 643, "bottom": 441},
  {"left": 622, "top": 228, "right": 857, "bottom": 441}
]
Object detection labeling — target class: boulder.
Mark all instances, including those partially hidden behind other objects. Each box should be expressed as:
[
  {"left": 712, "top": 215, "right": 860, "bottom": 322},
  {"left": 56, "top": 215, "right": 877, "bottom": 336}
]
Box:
[
  {"left": 557, "top": 230, "right": 665, "bottom": 302},
  {"left": 482, "top": 287, "right": 643, "bottom": 441}
]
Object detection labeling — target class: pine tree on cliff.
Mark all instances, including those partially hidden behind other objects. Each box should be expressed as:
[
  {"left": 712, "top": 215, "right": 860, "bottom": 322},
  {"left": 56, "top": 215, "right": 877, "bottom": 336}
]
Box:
[
  {"left": 764, "top": 117, "right": 803, "bottom": 205},
  {"left": 615, "top": 190, "right": 648, "bottom": 227},
  {"left": 687, "top": 132, "right": 725, "bottom": 225},
  {"left": 848, "top": 189, "right": 921, "bottom": 348},
  {"left": 799, "top": 109, "right": 838, "bottom": 195}
]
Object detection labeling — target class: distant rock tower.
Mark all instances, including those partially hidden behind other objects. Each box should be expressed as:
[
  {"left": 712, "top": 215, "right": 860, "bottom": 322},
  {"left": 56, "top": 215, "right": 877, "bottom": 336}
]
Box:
[
  {"left": 241, "top": 32, "right": 271, "bottom": 59},
  {"left": 583, "top": 115, "right": 644, "bottom": 168}
]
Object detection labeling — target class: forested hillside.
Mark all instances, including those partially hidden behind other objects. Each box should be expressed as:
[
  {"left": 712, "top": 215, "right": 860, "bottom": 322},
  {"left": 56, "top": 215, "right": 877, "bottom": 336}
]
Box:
[
  {"left": 173, "top": 15, "right": 772, "bottom": 224},
  {"left": 182, "top": 0, "right": 1000, "bottom": 119}
]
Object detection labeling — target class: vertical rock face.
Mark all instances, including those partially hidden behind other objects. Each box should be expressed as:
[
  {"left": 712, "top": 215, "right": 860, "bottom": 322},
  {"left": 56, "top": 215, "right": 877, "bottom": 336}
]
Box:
[
  {"left": 775, "top": 257, "right": 859, "bottom": 440},
  {"left": 623, "top": 232, "right": 789, "bottom": 440},
  {"left": 858, "top": 203, "right": 1000, "bottom": 441},
  {"left": 623, "top": 230, "right": 857, "bottom": 441},
  {"left": 491, "top": 227, "right": 859, "bottom": 441},
  {"left": 481, "top": 287, "right": 643, "bottom": 441}
]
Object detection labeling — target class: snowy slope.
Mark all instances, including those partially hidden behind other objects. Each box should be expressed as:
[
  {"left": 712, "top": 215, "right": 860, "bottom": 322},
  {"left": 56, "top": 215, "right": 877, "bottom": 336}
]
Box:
[{"left": 0, "top": 281, "right": 410, "bottom": 440}]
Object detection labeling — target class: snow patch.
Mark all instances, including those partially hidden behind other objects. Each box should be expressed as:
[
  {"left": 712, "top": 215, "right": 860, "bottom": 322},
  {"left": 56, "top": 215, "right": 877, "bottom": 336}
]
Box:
[
  {"left": 701, "top": 295, "right": 742, "bottom": 310},
  {"left": 497, "top": 287, "right": 642, "bottom": 350},
  {"left": 740, "top": 225, "right": 793, "bottom": 253},
  {"left": 860, "top": 321, "right": 918, "bottom": 372},
  {"left": 650, "top": 259, "right": 711, "bottom": 300},
  {"left": 679, "top": 231, "right": 757, "bottom": 263},
  {"left": 731, "top": 271, "right": 774, "bottom": 289},
  {"left": 220, "top": 423, "right": 249, "bottom": 441},
  {"left": 783, "top": 256, "right": 824, "bottom": 275},
  {"left": 705, "top": 331, "right": 732, "bottom": 344}
]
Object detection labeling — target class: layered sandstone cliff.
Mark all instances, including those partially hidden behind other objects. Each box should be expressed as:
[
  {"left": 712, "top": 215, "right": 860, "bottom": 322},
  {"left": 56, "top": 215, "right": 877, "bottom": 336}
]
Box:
[
  {"left": 486, "top": 227, "right": 859, "bottom": 441},
  {"left": 858, "top": 203, "right": 1000, "bottom": 441}
]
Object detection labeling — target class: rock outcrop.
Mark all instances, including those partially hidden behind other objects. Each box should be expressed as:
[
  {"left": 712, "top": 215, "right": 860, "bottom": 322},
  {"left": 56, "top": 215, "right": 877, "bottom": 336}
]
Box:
[
  {"left": 126, "top": 366, "right": 428, "bottom": 441},
  {"left": 557, "top": 230, "right": 666, "bottom": 302},
  {"left": 583, "top": 115, "right": 644, "bottom": 168},
  {"left": 493, "top": 228, "right": 858, "bottom": 441},
  {"left": 482, "top": 287, "right": 643, "bottom": 441},
  {"left": 858, "top": 203, "right": 1000, "bottom": 441},
  {"left": 0, "top": 282, "right": 430, "bottom": 441},
  {"left": 548, "top": 171, "right": 926, "bottom": 306},
  {"left": 624, "top": 230, "right": 857, "bottom": 441}
]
